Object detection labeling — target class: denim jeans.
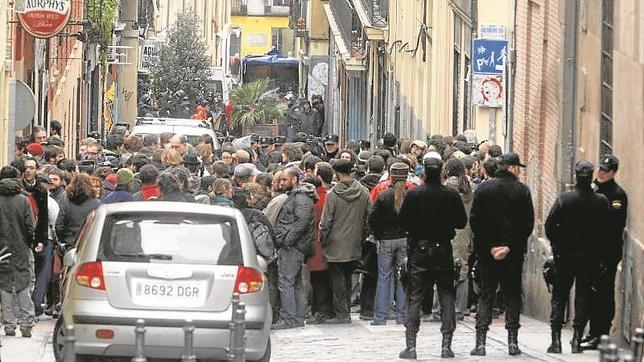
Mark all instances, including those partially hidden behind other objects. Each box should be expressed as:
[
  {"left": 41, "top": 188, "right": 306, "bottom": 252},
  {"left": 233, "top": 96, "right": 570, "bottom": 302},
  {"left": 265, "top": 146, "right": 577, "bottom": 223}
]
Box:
[
  {"left": 277, "top": 247, "right": 306, "bottom": 325},
  {"left": 373, "top": 238, "right": 407, "bottom": 323},
  {"left": 1, "top": 287, "right": 36, "bottom": 330}
]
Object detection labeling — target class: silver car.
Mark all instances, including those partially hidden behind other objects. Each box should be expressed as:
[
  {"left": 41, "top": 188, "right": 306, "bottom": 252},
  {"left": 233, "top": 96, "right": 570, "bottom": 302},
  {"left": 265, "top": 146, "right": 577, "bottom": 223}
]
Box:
[{"left": 55, "top": 202, "right": 271, "bottom": 361}]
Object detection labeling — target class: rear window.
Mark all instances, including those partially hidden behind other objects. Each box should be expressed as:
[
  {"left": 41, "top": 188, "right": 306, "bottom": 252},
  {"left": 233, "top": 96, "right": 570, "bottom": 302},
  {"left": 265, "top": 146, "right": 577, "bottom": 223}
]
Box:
[{"left": 98, "top": 213, "right": 242, "bottom": 265}]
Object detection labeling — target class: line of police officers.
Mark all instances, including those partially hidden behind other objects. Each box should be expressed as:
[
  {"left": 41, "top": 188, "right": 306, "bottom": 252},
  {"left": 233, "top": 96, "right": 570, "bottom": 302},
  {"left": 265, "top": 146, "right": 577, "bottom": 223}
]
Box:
[{"left": 397, "top": 153, "right": 628, "bottom": 359}]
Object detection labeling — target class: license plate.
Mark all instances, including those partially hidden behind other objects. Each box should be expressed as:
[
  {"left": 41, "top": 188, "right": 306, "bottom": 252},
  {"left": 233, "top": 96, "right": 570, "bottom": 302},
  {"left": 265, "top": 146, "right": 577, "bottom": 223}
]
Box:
[{"left": 131, "top": 279, "right": 206, "bottom": 307}]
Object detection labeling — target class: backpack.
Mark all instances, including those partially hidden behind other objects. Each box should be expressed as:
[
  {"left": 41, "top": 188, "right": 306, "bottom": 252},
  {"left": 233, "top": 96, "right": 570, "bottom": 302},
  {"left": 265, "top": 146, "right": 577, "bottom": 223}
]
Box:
[{"left": 248, "top": 220, "right": 277, "bottom": 264}]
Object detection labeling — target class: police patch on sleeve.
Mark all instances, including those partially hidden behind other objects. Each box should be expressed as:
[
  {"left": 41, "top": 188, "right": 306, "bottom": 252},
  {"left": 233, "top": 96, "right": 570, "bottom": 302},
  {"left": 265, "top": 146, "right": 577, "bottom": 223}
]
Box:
[{"left": 612, "top": 200, "right": 623, "bottom": 209}]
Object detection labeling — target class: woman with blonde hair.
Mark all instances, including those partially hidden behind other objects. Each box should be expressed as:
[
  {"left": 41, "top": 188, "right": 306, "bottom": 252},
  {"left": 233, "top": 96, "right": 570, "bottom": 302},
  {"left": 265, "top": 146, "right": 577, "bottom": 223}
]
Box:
[
  {"left": 161, "top": 149, "right": 183, "bottom": 168},
  {"left": 210, "top": 178, "right": 234, "bottom": 207},
  {"left": 56, "top": 173, "right": 101, "bottom": 248}
]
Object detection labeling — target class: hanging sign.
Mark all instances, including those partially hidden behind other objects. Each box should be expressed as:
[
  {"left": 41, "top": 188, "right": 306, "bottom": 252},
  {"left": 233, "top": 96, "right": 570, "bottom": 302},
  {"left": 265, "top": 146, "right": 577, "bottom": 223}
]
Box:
[{"left": 18, "top": 0, "right": 72, "bottom": 38}]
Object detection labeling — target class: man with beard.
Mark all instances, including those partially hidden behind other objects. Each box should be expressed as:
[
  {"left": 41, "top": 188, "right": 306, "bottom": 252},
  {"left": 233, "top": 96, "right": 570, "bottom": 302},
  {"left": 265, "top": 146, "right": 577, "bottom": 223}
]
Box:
[{"left": 271, "top": 167, "right": 317, "bottom": 329}]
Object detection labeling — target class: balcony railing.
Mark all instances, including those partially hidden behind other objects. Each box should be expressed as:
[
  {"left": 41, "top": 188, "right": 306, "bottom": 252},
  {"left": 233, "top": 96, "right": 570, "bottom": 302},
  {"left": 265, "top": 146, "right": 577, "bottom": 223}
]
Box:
[
  {"left": 330, "top": 0, "right": 366, "bottom": 57},
  {"left": 231, "top": 0, "right": 290, "bottom": 17},
  {"left": 359, "top": 0, "right": 388, "bottom": 27}
]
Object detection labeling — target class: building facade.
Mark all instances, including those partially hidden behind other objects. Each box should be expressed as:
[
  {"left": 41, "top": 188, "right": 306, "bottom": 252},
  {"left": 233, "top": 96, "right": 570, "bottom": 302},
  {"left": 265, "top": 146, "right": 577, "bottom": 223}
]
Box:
[
  {"left": 230, "top": 0, "right": 291, "bottom": 58},
  {"left": 0, "top": 0, "right": 10, "bottom": 165}
]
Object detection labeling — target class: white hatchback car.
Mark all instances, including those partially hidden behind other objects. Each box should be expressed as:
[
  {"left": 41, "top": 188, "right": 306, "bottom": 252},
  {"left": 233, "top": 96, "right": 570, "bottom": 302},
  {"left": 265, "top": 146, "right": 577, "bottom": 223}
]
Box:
[{"left": 55, "top": 202, "right": 271, "bottom": 361}]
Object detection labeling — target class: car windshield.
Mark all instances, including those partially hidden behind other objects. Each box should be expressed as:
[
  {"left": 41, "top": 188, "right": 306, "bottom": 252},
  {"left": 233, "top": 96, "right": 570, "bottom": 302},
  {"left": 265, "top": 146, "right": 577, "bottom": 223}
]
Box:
[{"left": 98, "top": 213, "right": 242, "bottom": 265}]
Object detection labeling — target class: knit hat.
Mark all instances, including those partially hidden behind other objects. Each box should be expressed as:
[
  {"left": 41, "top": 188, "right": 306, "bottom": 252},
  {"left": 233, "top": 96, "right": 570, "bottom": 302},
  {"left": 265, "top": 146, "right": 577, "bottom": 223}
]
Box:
[
  {"left": 106, "top": 173, "right": 117, "bottom": 186},
  {"left": 390, "top": 162, "right": 409, "bottom": 182},
  {"left": 116, "top": 168, "right": 133, "bottom": 185},
  {"left": 26, "top": 143, "right": 44, "bottom": 156}
]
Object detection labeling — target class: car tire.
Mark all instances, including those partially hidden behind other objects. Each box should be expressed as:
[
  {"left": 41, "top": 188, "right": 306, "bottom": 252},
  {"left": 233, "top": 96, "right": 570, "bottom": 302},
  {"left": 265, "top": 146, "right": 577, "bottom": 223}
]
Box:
[
  {"left": 52, "top": 317, "right": 65, "bottom": 362},
  {"left": 251, "top": 337, "right": 271, "bottom": 362}
]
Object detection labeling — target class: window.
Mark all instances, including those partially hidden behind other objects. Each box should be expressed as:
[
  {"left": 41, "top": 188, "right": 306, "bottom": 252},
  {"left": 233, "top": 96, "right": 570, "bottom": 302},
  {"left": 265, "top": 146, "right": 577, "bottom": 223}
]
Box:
[
  {"left": 600, "top": 0, "right": 614, "bottom": 155},
  {"left": 99, "top": 213, "right": 242, "bottom": 265}
]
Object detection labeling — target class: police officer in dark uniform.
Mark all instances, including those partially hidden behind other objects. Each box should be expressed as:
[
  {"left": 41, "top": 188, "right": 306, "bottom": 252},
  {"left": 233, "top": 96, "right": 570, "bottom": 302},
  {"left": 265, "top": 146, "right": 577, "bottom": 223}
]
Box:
[
  {"left": 258, "top": 137, "right": 274, "bottom": 168},
  {"left": 581, "top": 154, "right": 629, "bottom": 349},
  {"left": 323, "top": 134, "right": 340, "bottom": 161},
  {"left": 544, "top": 161, "right": 611, "bottom": 354},
  {"left": 469, "top": 152, "right": 535, "bottom": 356},
  {"left": 398, "top": 158, "right": 467, "bottom": 359},
  {"left": 270, "top": 136, "right": 286, "bottom": 164}
]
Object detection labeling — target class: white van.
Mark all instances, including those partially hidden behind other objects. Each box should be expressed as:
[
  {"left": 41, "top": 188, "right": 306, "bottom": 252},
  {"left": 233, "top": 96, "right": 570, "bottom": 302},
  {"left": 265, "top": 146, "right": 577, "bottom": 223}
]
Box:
[
  {"left": 206, "top": 67, "right": 236, "bottom": 103},
  {"left": 130, "top": 117, "right": 221, "bottom": 150}
]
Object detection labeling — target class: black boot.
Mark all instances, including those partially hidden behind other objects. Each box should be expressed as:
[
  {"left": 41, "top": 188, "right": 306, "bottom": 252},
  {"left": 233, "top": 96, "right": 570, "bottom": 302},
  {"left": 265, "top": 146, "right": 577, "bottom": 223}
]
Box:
[
  {"left": 470, "top": 330, "right": 486, "bottom": 356},
  {"left": 571, "top": 328, "right": 583, "bottom": 353},
  {"left": 399, "top": 331, "right": 417, "bottom": 359},
  {"left": 547, "top": 328, "right": 562, "bottom": 353},
  {"left": 508, "top": 329, "right": 522, "bottom": 356},
  {"left": 441, "top": 333, "right": 455, "bottom": 358}
]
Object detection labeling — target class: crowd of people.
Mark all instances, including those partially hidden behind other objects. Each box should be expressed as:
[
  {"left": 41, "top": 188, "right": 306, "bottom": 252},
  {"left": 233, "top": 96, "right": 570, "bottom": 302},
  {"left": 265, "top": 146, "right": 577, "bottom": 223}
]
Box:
[{"left": 0, "top": 124, "right": 627, "bottom": 360}]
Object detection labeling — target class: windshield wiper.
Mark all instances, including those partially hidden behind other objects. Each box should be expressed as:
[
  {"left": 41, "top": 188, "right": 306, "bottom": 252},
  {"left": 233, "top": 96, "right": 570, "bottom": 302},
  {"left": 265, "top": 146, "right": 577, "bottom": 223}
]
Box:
[{"left": 112, "top": 252, "right": 173, "bottom": 260}]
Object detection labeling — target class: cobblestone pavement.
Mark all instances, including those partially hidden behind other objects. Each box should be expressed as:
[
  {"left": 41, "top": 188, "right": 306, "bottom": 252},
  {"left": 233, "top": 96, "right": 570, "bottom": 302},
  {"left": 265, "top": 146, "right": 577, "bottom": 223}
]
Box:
[
  {"left": 270, "top": 314, "right": 599, "bottom": 362},
  {"left": 1, "top": 314, "right": 599, "bottom": 361}
]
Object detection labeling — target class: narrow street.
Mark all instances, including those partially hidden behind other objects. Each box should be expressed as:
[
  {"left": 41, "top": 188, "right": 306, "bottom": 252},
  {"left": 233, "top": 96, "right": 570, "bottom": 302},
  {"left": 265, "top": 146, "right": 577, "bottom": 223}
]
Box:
[{"left": 2, "top": 314, "right": 598, "bottom": 362}]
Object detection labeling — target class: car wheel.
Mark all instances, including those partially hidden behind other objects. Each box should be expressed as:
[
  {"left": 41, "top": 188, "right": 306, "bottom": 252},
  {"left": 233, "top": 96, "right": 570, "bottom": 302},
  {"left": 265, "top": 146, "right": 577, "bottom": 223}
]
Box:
[
  {"left": 251, "top": 337, "right": 271, "bottom": 362},
  {"left": 52, "top": 317, "right": 65, "bottom": 362}
]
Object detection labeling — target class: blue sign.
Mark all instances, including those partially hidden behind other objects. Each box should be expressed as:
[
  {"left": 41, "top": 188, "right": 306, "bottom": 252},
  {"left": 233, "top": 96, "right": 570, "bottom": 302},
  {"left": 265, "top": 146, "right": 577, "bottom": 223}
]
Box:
[{"left": 472, "top": 38, "right": 508, "bottom": 75}]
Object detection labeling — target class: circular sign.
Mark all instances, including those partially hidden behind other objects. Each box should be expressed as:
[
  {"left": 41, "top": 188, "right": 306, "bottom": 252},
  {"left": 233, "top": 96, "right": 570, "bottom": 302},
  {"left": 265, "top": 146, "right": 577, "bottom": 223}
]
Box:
[{"left": 17, "top": 0, "right": 72, "bottom": 39}]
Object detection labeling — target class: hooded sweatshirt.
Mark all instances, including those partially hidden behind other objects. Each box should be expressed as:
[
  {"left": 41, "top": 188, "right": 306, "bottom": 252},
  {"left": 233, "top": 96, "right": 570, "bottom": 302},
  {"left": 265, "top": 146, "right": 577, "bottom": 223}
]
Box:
[{"left": 320, "top": 178, "right": 370, "bottom": 262}]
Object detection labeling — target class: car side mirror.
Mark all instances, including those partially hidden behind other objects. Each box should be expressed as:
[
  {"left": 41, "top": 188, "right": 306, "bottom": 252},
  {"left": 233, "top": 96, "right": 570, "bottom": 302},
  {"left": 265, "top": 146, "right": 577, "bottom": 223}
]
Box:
[
  {"left": 256, "top": 255, "right": 268, "bottom": 274},
  {"left": 63, "top": 248, "right": 77, "bottom": 267}
]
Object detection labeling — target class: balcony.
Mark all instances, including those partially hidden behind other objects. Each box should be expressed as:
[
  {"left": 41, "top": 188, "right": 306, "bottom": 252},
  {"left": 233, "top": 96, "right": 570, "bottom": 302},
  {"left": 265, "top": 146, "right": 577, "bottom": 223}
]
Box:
[
  {"left": 358, "top": 0, "right": 388, "bottom": 27},
  {"left": 231, "top": 0, "right": 290, "bottom": 17},
  {"left": 330, "top": 0, "right": 366, "bottom": 58}
]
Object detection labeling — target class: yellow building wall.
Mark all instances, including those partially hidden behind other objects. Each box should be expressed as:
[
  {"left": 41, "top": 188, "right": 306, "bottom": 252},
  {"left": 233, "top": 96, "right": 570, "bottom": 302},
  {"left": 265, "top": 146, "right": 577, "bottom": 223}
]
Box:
[
  {"left": 474, "top": 0, "right": 512, "bottom": 146},
  {"left": 232, "top": 16, "right": 289, "bottom": 57},
  {"left": 0, "top": 8, "right": 9, "bottom": 165}
]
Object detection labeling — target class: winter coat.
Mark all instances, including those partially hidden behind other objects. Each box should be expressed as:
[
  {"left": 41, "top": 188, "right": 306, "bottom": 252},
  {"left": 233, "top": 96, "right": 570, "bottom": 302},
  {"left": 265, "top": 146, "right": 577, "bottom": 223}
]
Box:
[
  {"left": 252, "top": 196, "right": 270, "bottom": 211},
  {"left": 470, "top": 170, "right": 534, "bottom": 264},
  {"left": 367, "top": 184, "right": 407, "bottom": 241},
  {"left": 320, "top": 179, "right": 370, "bottom": 263},
  {"left": 0, "top": 178, "right": 35, "bottom": 292},
  {"left": 308, "top": 185, "right": 328, "bottom": 271},
  {"left": 273, "top": 183, "right": 317, "bottom": 256},
  {"left": 24, "top": 180, "right": 48, "bottom": 244},
  {"left": 594, "top": 178, "right": 628, "bottom": 265},
  {"left": 545, "top": 185, "right": 611, "bottom": 264},
  {"left": 133, "top": 184, "right": 161, "bottom": 201},
  {"left": 103, "top": 186, "right": 134, "bottom": 204},
  {"left": 445, "top": 176, "right": 474, "bottom": 282},
  {"left": 241, "top": 208, "right": 277, "bottom": 264},
  {"left": 50, "top": 186, "right": 68, "bottom": 208},
  {"left": 56, "top": 194, "right": 101, "bottom": 246}
]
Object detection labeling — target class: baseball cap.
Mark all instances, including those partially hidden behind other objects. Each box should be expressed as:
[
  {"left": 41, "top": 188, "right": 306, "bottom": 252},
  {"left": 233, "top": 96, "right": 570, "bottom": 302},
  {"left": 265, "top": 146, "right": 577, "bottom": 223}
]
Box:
[
  {"left": 324, "top": 134, "right": 339, "bottom": 145},
  {"left": 234, "top": 163, "right": 260, "bottom": 178},
  {"left": 499, "top": 152, "right": 526, "bottom": 168},
  {"left": 575, "top": 160, "right": 594, "bottom": 178},
  {"left": 599, "top": 154, "right": 619, "bottom": 172}
]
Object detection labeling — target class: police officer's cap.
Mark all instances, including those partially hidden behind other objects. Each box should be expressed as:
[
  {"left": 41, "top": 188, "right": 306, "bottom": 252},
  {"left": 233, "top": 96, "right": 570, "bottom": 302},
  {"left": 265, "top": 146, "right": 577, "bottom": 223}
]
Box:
[
  {"left": 599, "top": 154, "right": 619, "bottom": 172},
  {"left": 575, "top": 160, "right": 594, "bottom": 178},
  {"left": 273, "top": 136, "right": 286, "bottom": 145},
  {"left": 325, "top": 134, "right": 339, "bottom": 145},
  {"left": 260, "top": 137, "right": 273, "bottom": 147}
]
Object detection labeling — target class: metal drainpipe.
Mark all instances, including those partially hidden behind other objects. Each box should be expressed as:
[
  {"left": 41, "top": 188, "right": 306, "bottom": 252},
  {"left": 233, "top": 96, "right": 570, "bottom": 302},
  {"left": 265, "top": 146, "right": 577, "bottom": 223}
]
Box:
[
  {"left": 561, "top": 0, "right": 579, "bottom": 190},
  {"left": 506, "top": 0, "right": 516, "bottom": 152}
]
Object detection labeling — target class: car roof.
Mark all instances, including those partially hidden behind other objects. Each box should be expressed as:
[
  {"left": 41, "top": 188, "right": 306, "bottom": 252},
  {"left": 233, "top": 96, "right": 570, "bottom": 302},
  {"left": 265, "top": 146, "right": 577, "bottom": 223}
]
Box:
[
  {"left": 131, "top": 125, "right": 216, "bottom": 136},
  {"left": 99, "top": 202, "right": 239, "bottom": 218}
]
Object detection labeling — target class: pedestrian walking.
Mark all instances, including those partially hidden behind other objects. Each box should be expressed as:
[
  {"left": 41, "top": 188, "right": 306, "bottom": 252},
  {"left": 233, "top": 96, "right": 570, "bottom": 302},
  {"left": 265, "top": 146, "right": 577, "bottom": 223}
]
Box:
[
  {"left": 0, "top": 166, "right": 37, "bottom": 338},
  {"left": 320, "top": 159, "right": 370, "bottom": 324},
  {"left": 368, "top": 162, "right": 410, "bottom": 326},
  {"left": 469, "top": 152, "right": 535, "bottom": 356},
  {"left": 272, "top": 167, "right": 317, "bottom": 329},
  {"left": 581, "top": 154, "right": 629, "bottom": 349},
  {"left": 545, "top": 160, "right": 611, "bottom": 353},
  {"left": 398, "top": 158, "right": 467, "bottom": 359}
]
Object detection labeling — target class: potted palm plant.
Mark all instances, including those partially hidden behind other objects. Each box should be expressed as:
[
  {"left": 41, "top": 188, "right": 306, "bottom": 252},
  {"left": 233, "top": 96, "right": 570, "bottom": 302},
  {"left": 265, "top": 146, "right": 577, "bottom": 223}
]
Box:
[{"left": 230, "top": 79, "right": 287, "bottom": 136}]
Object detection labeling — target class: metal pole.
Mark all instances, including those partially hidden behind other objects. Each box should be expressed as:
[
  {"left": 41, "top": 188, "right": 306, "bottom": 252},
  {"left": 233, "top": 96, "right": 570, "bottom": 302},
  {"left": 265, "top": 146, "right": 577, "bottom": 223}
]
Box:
[
  {"left": 606, "top": 343, "right": 619, "bottom": 362},
  {"left": 64, "top": 325, "right": 76, "bottom": 362},
  {"left": 599, "top": 335, "right": 612, "bottom": 362},
  {"left": 228, "top": 293, "right": 241, "bottom": 361},
  {"left": 132, "top": 319, "right": 147, "bottom": 362},
  {"left": 233, "top": 302, "right": 247, "bottom": 362},
  {"left": 181, "top": 320, "right": 196, "bottom": 362},
  {"left": 631, "top": 328, "right": 643, "bottom": 362}
]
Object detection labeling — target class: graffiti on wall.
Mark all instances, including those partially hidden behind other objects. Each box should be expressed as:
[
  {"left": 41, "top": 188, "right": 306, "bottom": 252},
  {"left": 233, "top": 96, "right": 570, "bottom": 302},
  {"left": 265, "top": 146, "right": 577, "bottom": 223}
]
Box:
[{"left": 308, "top": 56, "right": 329, "bottom": 100}]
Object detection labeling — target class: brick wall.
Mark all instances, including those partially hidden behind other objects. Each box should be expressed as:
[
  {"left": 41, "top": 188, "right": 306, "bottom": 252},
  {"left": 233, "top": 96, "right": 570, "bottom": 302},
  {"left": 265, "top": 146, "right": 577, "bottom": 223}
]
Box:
[{"left": 512, "top": 0, "right": 563, "bottom": 320}]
